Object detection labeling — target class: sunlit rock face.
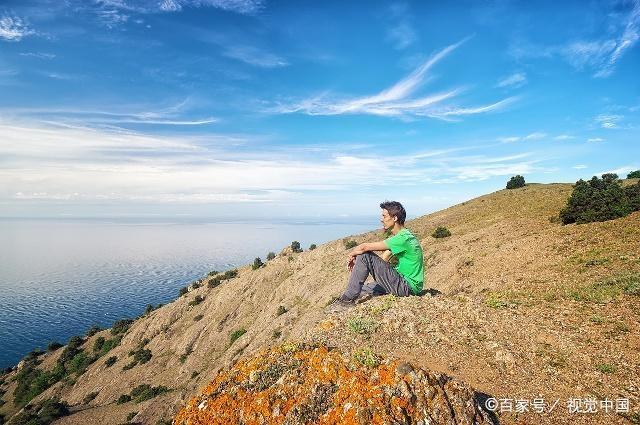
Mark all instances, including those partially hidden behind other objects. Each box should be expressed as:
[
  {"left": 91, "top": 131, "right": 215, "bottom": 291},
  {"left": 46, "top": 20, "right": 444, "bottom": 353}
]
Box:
[{"left": 174, "top": 343, "right": 496, "bottom": 425}]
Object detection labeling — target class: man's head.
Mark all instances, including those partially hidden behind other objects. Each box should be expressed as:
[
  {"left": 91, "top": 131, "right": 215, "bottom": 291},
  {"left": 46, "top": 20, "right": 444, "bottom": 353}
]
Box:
[{"left": 379, "top": 201, "right": 406, "bottom": 229}]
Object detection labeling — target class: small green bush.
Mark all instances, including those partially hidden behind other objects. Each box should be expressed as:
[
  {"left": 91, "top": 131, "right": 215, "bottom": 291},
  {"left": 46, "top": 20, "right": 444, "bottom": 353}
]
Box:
[
  {"left": 208, "top": 277, "right": 221, "bottom": 288},
  {"left": 57, "top": 343, "right": 81, "bottom": 366},
  {"left": 266, "top": 252, "right": 276, "bottom": 261},
  {"left": 111, "top": 319, "right": 134, "bottom": 336},
  {"left": 47, "top": 341, "right": 63, "bottom": 352},
  {"left": 145, "top": 304, "right": 155, "bottom": 315},
  {"left": 68, "top": 351, "right": 93, "bottom": 375},
  {"left": 188, "top": 295, "right": 205, "bottom": 306},
  {"left": 344, "top": 239, "right": 358, "bottom": 249},
  {"left": 179, "top": 344, "right": 193, "bottom": 364},
  {"left": 353, "top": 348, "right": 380, "bottom": 367},
  {"left": 223, "top": 269, "right": 238, "bottom": 279},
  {"left": 276, "top": 306, "right": 287, "bottom": 316},
  {"left": 309, "top": 244, "right": 316, "bottom": 250},
  {"left": 252, "top": 257, "right": 264, "bottom": 270},
  {"left": 207, "top": 269, "right": 238, "bottom": 288},
  {"left": 130, "top": 384, "right": 170, "bottom": 403},
  {"left": 123, "top": 339, "right": 152, "bottom": 371},
  {"left": 230, "top": 328, "right": 246, "bottom": 344},
  {"left": 10, "top": 398, "right": 69, "bottom": 424},
  {"left": 179, "top": 286, "right": 189, "bottom": 297},
  {"left": 190, "top": 371, "right": 199, "bottom": 379},
  {"left": 432, "top": 226, "right": 451, "bottom": 238},
  {"left": 506, "top": 175, "right": 526, "bottom": 189},
  {"left": 105, "top": 356, "right": 117, "bottom": 367},
  {"left": 13, "top": 365, "right": 54, "bottom": 406},
  {"left": 95, "top": 336, "right": 121, "bottom": 357},
  {"left": 116, "top": 394, "right": 132, "bottom": 404},
  {"left": 126, "top": 411, "right": 138, "bottom": 422},
  {"left": 193, "top": 314, "right": 204, "bottom": 321},
  {"left": 291, "top": 241, "right": 303, "bottom": 253},
  {"left": 628, "top": 170, "right": 640, "bottom": 178},
  {"left": 560, "top": 174, "right": 638, "bottom": 224},
  {"left": 67, "top": 335, "right": 84, "bottom": 349},
  {"left": 85, "top": 325, "right": 103, "bottom": 337},
  {"left": 596, "top": 363, "right": 616, "bottom": 374},
  {"left": 347, "top": 317, "right": 378, "bottom": 335},
  {"left": 93, "top": 336, "right": 106, "bottom": 352},
  {"left": 208, "top": 270, "right": 219, "bottom": 276}
]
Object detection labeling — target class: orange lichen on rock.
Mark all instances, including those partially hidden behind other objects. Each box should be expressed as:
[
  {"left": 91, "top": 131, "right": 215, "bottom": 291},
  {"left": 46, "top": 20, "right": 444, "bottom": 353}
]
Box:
[{"left": 173, "top": 343, "right": 496, "bottom": 425}]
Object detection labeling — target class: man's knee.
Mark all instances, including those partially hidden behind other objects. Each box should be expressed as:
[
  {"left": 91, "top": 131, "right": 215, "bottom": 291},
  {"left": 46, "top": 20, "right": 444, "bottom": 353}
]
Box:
[{"left": 357, "top": 252, "right": 375, "bottom": 262}]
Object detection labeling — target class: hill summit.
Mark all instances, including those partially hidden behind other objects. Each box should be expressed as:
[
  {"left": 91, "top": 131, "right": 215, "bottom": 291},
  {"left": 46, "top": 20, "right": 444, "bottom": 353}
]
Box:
[{"left": 0, "top": 182, "right": 638, "bottom": 425}]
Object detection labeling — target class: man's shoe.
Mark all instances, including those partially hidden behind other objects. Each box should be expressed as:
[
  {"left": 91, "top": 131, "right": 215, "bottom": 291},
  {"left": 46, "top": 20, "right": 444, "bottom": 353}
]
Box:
[
  {"left": 356, "top": 292, "right": 374, "bottom": 304},
  {"left": 324, "top": 298, "right": 355, "bottom": 314}
]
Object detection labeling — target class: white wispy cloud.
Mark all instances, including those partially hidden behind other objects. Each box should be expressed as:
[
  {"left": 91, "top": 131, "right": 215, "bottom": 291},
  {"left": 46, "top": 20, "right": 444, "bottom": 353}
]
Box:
[
  {"left": 271, "top": 38, "right": 516, "bottom": 120},
  {"left": 554, "top": 134, "right": 574, "bottom": 140},
  {"left": 2, "top": 100, "right": 217, "bottom": 127},
  {"left": 595, "top": 114, "right": 623, "bottom": 129},
  {"left": 91, "top": 0, "right": 264, "bottom": 27},
  {"left": 496, "top": 72, "right": 527, "bottom": 88},
  {"left": 595, "top": 0, "right": 640, "bottom": 78},
  {"left": 0, "top": 15, "right": 35, "bottom": 42},
  {"left": 386, "top": 3, "right": 416, "bottom": 50},
  {"left": 0, "top": 119, "right": 542, "bottom": 205},
  {"left": 497, "top": 136, "right": 521, "bottom": 143},
  {"left": 587, "top": 137, "right": 605, "bottom": 142},
  {"left": 499, "top": 132, "right": 575, "bottom": 143},
  {"left": 597, "top": 165, "right": 638, "bottom": 176},
  {"left": 19, "top": 52, "right": 56, "bottom": 59},
  {"left": 573, "top": 164, "right": 587, "bottom": 169},
  {"left": 222, "top": 45, "right": 288, "bottom": 68},
  {"left": 523, "top": 132, "right": 547, "bottom": 140},
  {"left": 510, "top": 1, "right": 640, "bottom": 78},
  {"left": 159, "top": 0, "right": 264, "bottom": 14}
]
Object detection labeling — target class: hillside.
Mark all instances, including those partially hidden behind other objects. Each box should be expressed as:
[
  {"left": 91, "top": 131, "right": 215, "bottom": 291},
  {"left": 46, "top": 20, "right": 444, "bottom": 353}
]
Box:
[{"left": 1, "top": 182, "right": 639, "bottom": 425}]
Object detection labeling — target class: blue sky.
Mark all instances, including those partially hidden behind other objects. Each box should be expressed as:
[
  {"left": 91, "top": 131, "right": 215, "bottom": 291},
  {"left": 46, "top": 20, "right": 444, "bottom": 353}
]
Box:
[{"left": 0, "top": 0, "right": 639, "bottom": 220}]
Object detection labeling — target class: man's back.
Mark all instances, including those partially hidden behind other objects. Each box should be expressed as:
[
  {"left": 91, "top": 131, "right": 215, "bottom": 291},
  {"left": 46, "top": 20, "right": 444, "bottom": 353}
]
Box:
[{"left": 384, "top": 227, "right": 424, "bottom": 295}]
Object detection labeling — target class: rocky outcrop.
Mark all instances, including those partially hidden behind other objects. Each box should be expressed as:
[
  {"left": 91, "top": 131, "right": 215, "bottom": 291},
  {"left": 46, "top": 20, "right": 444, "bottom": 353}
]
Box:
[{"left": 174, "top": 343, "right": 496, "bottom": 425}]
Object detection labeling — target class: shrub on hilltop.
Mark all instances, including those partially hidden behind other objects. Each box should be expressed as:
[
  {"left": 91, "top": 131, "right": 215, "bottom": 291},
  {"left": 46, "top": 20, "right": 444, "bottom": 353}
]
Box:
[
  {"left": 626, "top": 180, "right": 640, "bottom": 211},
  {"left": 344, "top": 239, "right": 358, "bottom": 249},
  {"left": 560, "top": 173, "right": 639, "bottom": 224},
  {"left": 251, "top": 257, "right": 264, "bottom": 270},
  {"left": 628, "top": 170, "right": 640, "bottom": 178},
  {"left": 207, "top": 268, "right": 238, "bottom": 289},
  {"left": 432, "top": 226, "right": 451, "bottom": 238},
  {"left": 290, "top": 241, "right": 303, "bottom": 253},
  {"left": 266, "top": 252, "right": 276, "bottom": 261},
  {"left": 506, "top": 175, "right": 526, "bottom": 189}
]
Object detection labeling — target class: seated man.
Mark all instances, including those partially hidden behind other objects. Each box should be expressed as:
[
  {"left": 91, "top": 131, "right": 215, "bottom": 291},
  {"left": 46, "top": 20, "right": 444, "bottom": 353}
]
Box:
[{"left": 326, "top": 201, "right": 424, "bottom": 312}]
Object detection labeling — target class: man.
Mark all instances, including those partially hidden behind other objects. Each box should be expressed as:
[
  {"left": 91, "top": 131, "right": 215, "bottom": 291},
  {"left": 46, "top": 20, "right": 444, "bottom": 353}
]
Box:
[{"left": 326, "top": 201, "right": 424, "bottom": 313}]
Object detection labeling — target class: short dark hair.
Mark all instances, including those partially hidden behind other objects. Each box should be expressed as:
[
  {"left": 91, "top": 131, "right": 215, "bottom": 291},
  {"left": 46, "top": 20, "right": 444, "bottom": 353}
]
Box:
[{"left": 379, "top": 201, "right": 406, "bottom": 225}]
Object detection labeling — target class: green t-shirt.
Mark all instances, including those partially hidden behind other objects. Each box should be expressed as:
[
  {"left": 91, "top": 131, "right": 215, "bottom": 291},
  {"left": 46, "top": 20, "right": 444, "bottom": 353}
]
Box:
[{"left": 384, "top": 228, "right": 424, "bottom": 295}]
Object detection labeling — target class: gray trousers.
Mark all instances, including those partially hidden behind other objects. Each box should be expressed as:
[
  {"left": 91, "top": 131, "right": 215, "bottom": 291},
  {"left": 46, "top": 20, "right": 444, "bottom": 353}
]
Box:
[{"left": 341, "top": 252, "right": 411, "bottom": 301}]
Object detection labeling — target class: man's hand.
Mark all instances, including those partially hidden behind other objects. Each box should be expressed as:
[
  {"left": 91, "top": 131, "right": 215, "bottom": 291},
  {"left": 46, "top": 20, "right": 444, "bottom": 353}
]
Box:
[
  {"left": 347, "top": 243, "right": 366, "bottom": 271},
  {"left": 381, "top": 249, "right": 392, "bottom": 262},
  {"left": 347, "top": 256, "right": 356, "bottom": 271}
]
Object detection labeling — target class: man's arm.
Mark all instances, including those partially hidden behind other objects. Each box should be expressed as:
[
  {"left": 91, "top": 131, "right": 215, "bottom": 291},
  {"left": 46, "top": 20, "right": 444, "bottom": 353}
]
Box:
[
  {"left": 380, "top": 250, "right": 392, "bottom": 262},
  {"left": 347, "top": 241, "right": 391, "bottom": 270},
  {"left": 349, "top": 241, "right": 388, "bottom": 257}
]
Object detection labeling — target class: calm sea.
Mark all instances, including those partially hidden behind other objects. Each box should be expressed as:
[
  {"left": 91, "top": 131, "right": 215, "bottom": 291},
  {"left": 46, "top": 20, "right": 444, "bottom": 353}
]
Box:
[{"left": 0, "top": 217, "right": 375, "bottom": 368}]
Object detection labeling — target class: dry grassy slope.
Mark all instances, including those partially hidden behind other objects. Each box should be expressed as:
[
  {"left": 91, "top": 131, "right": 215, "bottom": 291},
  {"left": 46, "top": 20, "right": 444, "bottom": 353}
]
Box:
[{"left": 1, "top": 182, "right": 639, "bottom": 425}]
